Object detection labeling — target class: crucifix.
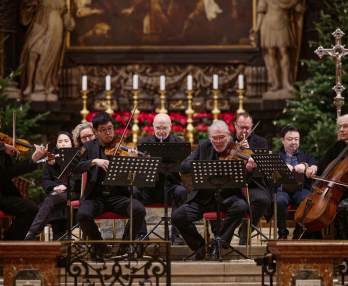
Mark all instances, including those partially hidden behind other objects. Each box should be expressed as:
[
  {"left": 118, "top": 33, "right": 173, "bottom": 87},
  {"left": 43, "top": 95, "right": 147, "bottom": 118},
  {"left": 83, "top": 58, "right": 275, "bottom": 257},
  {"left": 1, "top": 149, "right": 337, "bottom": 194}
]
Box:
[{"left": 315, "top": 28, "right": 348, "bottom": 117}]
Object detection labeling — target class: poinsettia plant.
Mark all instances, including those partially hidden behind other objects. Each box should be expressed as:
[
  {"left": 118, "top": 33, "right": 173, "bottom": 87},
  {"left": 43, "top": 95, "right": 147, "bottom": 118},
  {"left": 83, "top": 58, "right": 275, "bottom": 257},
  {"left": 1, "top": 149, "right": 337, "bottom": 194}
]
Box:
[{"left": 86, "top": 111, "right": 235, "bottom": 143}]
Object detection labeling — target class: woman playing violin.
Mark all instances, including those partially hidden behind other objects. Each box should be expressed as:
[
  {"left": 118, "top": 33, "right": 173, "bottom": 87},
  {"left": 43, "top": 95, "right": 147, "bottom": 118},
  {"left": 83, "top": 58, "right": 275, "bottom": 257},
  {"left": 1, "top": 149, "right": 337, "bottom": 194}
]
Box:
[{"left": 0, "top": 139, "right": 46, "bottom": 240}]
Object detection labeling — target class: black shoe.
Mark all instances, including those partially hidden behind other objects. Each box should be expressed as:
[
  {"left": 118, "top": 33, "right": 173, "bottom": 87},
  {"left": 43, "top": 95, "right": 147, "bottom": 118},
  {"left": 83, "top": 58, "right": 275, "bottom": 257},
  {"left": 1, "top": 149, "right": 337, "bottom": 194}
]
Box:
[
  {"left": 194, "top": 245, "right": 206, "bottom": 260},
  {"left": 24, "top": 232, "right": 36, "bottom": 240}
]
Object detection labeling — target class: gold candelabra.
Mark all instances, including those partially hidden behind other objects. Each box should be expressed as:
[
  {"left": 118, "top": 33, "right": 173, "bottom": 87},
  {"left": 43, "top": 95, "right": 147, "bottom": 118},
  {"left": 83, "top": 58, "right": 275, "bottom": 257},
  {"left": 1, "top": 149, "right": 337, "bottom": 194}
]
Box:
[
  {"left": 80, "top": 90, "right": 89, "bottom": 123},
  {"left": 104, "top": 90, "right": 114, "bottom": 115},
  {"left": 158, "top": 90, "right": 168, "bottom": 114},
  {"left": 185, "top": 90, "right": 195, "bottom": 144},
  {"left": 211, "top": 89, "right": 220, "bottom": 121},
  {"left": 132, "top": 89, "right": 140, "bottom": 144},
  {"left": 236, "top": 88, "right": 245, "bottom": 114}
]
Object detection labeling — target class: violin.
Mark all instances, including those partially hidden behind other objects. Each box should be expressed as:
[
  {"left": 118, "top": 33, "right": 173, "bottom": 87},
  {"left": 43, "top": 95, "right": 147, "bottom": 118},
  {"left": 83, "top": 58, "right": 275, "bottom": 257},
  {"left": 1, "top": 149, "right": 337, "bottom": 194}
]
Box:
[
  {"left": 0, "top": 131, "right": 34, "bottom": 154},
  {"left": 104, "top": 139, "right": 147, "bottom": 157},
  {"left": 294, "top": 145, "right": 348, "bottom": 231},
  {"left": 218, "top": 141, "right": 253, "bottom": 161}
]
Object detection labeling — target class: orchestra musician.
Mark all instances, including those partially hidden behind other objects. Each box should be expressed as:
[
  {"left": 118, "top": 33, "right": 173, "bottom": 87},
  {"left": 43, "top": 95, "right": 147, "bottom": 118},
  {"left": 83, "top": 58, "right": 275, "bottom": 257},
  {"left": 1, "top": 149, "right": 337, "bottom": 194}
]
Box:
[
  {"left": 25, "top": 132, "right": 80, "bottom": 240},
  {"left": 72, "top": 122, "right": 96, "bottom": 148},
  {"left": 172, "top": 120, "right": 250, "bottom": 260},
  {"left": 0, "top": 141, "right": 46, "bottom": 240},
  {"left": 136, "top": 113, "right": 187, "bottom": 244},
  {"left": 74, "top": 112, "right": 146, "bottom": 259},
  {"left": 233, "top": 112, "right": 272, "bottom": 245}
]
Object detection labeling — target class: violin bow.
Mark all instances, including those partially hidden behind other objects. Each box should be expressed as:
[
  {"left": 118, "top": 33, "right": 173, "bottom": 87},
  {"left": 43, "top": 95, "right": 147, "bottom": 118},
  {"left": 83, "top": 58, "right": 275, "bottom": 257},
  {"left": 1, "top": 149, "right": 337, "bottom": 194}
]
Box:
[
  {"left": 12, "top": 111, "right": 16, "bottom": 148},
  {"left": 112, "top": 105, "right": 137, "bottom": 156},
  {"left": 245, "top": 120, "right": 260, "bottom": 140}
]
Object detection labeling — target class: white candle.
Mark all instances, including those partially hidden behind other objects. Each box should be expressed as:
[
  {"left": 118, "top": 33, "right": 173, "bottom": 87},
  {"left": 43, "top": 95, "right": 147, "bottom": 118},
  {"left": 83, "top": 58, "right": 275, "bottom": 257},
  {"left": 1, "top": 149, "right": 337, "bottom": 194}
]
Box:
[
  {"left": 133, "top": 74, "right": 139, "bottom": 90},
  {"left": 238, "top": 74, "right": 244, "bottom": 90},
  {"left": 160, "top": 75, "right": 166, "bottom": 91},
  {"left": 82, "top": 75, "right": 87, "bottom": 91},
  {"left": 213, "top": 74, "right": 218, "bottom": 89},
  {"left": 187, "top": 75, "right": 193, "bottom": 90},
  {"left": 105, "top": 75, "right": 111, "bottom": 91}
]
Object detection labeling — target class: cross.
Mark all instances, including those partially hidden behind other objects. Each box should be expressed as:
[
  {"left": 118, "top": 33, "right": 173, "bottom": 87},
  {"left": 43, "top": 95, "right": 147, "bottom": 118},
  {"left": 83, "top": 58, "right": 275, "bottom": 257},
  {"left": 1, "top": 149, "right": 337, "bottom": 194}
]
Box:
[{"left": 315, "top": 28, "right": 348, "bottom": 117}]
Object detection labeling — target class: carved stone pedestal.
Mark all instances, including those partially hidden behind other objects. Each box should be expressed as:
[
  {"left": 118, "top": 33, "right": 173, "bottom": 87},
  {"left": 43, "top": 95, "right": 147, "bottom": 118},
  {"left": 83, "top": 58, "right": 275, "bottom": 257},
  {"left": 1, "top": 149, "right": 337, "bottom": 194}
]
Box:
[
  {"left": 268, "top": 240, "right": 348, "bottom": 286},
  {"left": 0, "top": 242, "right": 62, "bottom": 286}
]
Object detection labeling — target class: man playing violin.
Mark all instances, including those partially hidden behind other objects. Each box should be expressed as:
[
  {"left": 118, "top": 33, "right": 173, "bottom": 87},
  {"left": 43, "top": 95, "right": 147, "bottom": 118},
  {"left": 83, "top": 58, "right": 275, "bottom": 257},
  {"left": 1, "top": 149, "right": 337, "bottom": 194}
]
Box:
[
  {"left": 0, "top": 141, "right": 46, "bottom": 239},
  {"left": 172, "top": 120, "right": 250, "bottom": 259},
  {"left": 136, "top": 113, "right": 187, "bottom": 244},
  {"left": 233, "top": 112, "right": 272, "bottom": 245},
  {"left": 74, "top": 112, "right": 146, "bottom": 259}
]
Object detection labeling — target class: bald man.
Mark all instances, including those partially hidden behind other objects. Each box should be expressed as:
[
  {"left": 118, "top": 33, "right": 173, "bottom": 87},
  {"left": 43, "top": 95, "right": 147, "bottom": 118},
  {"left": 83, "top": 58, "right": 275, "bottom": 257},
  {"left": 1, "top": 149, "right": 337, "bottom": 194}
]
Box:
[{"left": 136, "top": 113, "right": 187, "bottom": 244}]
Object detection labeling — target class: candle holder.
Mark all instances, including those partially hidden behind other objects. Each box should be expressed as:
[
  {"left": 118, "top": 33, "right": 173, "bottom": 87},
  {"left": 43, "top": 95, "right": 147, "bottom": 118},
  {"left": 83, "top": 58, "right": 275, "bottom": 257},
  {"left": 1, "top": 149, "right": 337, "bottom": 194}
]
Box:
[
  {"left": 132, "top": 89, "right": 140, "bottom": 144},
  {"left": 211, "top": 88, "right": 221, "bottom": 121},
  {"left": 158, "top": 90, "right": 168, "bottom": 114},
  {"left": 104, "top": 90, "right": 113, "bottom": 115},
  {"left": 185, "top": 90, "right": 195, "bottom": 144},
  {"left": 237, "top": 88, "right": 245, "bottom": 114},
  {"left": 80, "top": 90, "right": 89, "bottom": 123}
]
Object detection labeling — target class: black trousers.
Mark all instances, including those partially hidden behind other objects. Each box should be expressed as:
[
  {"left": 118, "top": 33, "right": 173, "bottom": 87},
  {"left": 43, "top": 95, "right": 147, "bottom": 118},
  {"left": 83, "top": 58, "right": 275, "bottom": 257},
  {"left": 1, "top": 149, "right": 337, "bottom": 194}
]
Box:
[
  {"left": 172, "top": 194, "right": 248, "bottom": 251},
  {"left": 28, "top": 192, "right": 67, "bottom": 239},
  {"left": 0, "top": 193, "right": 38, "bottom": 240},
  {"left": 77, "top": 194, "right": 146, "bottom": 240}
]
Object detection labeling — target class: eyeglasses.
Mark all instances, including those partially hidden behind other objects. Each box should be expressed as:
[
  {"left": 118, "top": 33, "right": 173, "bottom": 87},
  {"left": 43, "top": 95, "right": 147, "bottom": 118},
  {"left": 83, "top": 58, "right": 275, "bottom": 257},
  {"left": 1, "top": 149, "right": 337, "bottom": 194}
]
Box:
[
  {"left": 80, "top": 134, "right": 95, "bottom": 142},
  {"left": 97, "top": 127, "right": 114, "bottom": 134},
  {"left": 235, "top": 124, "right": 251, "bottom": 131},
  {"left": 337, "top": 124, "right": 348, "bottom": 131},
  {"left": 154, "top": 126, "right": 170, "bottom": 131},
  {"left": 210, "top": 135, "right": 227, "bottom": 142}
]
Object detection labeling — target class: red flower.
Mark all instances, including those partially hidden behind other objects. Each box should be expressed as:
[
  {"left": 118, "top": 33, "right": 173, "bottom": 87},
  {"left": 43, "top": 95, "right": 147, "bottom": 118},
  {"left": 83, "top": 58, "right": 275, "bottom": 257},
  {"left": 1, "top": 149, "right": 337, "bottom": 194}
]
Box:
[{"left": 86, "top": 112, "right": 97, "bottom": 122}]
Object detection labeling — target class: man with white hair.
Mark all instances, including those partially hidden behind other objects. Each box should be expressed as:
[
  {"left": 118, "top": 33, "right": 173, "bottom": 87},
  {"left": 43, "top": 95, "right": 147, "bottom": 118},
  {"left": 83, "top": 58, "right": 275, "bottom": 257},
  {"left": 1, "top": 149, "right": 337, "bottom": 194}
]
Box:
[
  {"left": 136, "top": 113, "right": 187, "bottom": 244},
  {"left": 172, "top": 120, "right": 252, "bottom": 260}
]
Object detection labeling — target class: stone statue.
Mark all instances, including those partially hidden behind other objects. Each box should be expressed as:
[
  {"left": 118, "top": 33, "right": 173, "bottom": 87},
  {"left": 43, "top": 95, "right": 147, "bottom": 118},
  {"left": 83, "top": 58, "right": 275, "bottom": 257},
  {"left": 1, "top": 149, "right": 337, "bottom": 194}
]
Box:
[
  {"left": 20, "top": 0, "right": 75, "bottom": 101},
  {"left": 252, "top": 0, "right": 305, "bottom": 99}
]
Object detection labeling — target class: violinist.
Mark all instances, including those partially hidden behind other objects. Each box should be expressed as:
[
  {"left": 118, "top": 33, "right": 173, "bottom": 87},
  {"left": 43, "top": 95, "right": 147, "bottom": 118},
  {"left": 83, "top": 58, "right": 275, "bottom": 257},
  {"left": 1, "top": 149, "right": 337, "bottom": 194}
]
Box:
[
  {"left": 277, "top": 126, "right": 317, "bottom": 239},
  {"left": 74, "top": 112, "right": 146, "bottom": 259},
  {"left": 25, "top": 132, "right": 80, "bottom": 240},
  {"left": 136, "top": 113, "right": 187, "bottom": 244},
  {"left": 72, "top": 122, "right": 96, "bottom": 148},
  {"left": 233, "top": 112, "right": 271, "bottom": 245},
  {"left": 0, "top": 140, "right": 46, "bottom": 240},
  {"left": 306, "top": 114, "right": 348, "bottom": 239},
  {"left": 172, "top": 120, "right": 250, "bottom": 260}
]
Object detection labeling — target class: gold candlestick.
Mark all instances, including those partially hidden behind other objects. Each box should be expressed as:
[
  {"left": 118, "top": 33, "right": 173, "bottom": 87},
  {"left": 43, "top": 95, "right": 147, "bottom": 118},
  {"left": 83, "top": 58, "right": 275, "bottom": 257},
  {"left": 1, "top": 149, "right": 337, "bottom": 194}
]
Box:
[
  {"left": 132, "top": 89, "right": 140, "bottom": 144},
  {"left": 158, "top": 90, "right": 168, "bottom": 114},
  {"left": 185, "top": 90, "right": 195, "bottom": 144},
  {"left": 237, "top": 88, "right": 245, "bottom": 114},
  {"left": 104, "top": 90, "right": 113, "bottom": 115},
  {"left": 211, "top": 89, "right": 220, "bottom": 121},
  {"left": 80, "top": 90, "right": 89, "bottom": 123}
]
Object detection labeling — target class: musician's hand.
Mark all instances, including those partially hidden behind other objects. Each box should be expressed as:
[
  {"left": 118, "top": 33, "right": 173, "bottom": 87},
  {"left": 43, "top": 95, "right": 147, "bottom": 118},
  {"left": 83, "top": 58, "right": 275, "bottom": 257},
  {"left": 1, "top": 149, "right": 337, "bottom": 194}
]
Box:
[
  {"left": 32, "top": 144, "right": 48, "bottom": 162},
  {"left": 286, "top": 163, "right": 294, "bottom": 171},
  {"left": 306, "top": 165, "right": 318, "bottom": 178},
  {"left": 53, "top": 184, "right": 67, "bottom": 193},
  {"left": 294, "top": 163, "right": 306, "bottom": 174},
  {"left": 127, "top": 148, "right": 138, "bottom": 157},
  {"left": 4, "top": 143, "right": 20, "bottom": 157},
  {"left": 92, "top": 159, "right": 109, "bottom": 171},
  {"left": 239, "top": 139, "right": 250, "bottom": 149},
  {"left": 245, "top": 157, "right": 256, "bottom": 172}
]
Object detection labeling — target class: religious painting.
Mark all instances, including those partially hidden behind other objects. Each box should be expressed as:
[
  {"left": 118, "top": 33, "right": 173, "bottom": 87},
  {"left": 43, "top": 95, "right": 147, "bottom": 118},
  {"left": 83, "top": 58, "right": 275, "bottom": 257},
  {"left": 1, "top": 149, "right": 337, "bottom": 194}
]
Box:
[{"left": 66, "top": 0, "right": 257, "bottom": 51}]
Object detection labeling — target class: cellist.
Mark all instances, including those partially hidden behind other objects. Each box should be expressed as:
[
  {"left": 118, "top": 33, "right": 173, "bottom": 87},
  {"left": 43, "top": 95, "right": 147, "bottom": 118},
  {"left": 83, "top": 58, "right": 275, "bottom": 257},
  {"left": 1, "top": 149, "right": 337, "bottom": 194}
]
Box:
[{"left": 305, "top": 114, "right": 348, "bottom": 239}]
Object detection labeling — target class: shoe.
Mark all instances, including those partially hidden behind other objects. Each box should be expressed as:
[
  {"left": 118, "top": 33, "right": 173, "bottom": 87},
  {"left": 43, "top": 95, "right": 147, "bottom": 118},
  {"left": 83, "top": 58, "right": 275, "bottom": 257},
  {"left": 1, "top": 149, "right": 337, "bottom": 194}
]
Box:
[
  {"left": 278, "top": 228, "right": 289, "bottom": 240},
  {"left": 194, "top": 245, "right": 206, "bottom": 260},
  {"left": 238, "top": 223, "right": 247, "bottom": 245},
  {"left": 24, "top": 232, "right": 36, "bottom": 240}
]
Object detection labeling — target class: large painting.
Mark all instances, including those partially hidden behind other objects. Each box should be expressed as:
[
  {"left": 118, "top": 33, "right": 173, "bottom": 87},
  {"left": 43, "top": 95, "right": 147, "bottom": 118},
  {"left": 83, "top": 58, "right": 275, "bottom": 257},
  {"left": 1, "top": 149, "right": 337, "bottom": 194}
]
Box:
[{"left": 66, "top": 0, "right": 256, "bottom": 51}]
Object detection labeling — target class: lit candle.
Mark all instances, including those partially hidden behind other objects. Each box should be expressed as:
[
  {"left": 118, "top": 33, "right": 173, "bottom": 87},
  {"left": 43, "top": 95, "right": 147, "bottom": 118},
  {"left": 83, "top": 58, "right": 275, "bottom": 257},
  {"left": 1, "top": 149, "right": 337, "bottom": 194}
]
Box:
[
  {"left": 133, "top": 74, "right": 139, "bottom": 90},
  {"left": 238, "top": 74, "right": 244, "bottom": 90},
  {"left": 187, "top": 75, "right": 193, "bottom": 90},
  {"left": 160, "top": 75, "right": 166, "bottom": 91},
  {"left": 213, "top": 74, "right": 218, "bottom": 89},
  {"left": 82, "top": 75, "right": 87, "bottom": 91},
  {"left": 105, "top": 75, "right": 111, "bottom": 91}
]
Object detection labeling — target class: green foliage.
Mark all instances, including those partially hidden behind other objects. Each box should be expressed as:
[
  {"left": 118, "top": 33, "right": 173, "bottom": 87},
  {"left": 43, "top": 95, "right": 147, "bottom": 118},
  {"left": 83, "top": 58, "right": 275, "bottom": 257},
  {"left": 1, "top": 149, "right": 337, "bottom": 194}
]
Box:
[{"left": 273, "top": 0, "right": 348, "bottom": 159}]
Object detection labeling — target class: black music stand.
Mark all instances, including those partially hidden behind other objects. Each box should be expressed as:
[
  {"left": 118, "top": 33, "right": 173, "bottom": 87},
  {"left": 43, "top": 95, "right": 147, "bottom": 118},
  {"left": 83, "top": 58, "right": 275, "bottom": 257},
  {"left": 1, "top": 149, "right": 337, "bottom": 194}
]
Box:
[
  {"left": 137, "top": 142, "right": 191, "bottom": 241},
  {"left": 192, "top": 160, "right": 247, "bottom": 261},
  {"left": 251, "top": 153, "right": 300, "bottom": 239},
  {"left": 103, "top": 156, "right": 161, "bottom": 253}
]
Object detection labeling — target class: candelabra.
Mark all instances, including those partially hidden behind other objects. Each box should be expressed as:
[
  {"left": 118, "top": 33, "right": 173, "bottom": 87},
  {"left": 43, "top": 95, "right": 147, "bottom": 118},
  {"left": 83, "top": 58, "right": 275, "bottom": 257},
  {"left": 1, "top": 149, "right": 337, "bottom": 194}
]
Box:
[
  {"left": 132, "top": 89, "right": 140, "bottom": 144},
  {"left": 211, "top": 89, "right": 220, "bottom": 121},
  {"left": 104, "top": 90, "right": 113, "bottom": 115},
  {"left": 236, "top": 88, "right": 245, "bottom": 114},
  {"left": 185, "top": 90, "right": 195, "bottom": 144},
  {"left": 80, "top": 90, "right": 89, "bottom": 123},
  {"left": 158, "top": 90, "right": 168, "bottom": 114}
]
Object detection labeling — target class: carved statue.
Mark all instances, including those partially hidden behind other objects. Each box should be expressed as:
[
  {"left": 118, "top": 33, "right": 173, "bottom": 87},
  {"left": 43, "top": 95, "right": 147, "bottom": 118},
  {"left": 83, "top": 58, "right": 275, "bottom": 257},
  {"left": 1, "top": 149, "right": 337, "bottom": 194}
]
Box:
[
  {"left": 253, "top": 0, "right": 305, "bottom": 98},
  {"left": 20, "top": 0, "right": 75, "bottom": 101}
]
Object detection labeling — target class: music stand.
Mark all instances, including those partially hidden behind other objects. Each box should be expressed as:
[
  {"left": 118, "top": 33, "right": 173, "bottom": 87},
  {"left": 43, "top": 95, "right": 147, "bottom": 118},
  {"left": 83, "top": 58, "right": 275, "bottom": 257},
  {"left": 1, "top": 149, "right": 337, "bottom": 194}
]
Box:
[
  {"left": 192, "top": 160, "right": 247, "bottom": 261},
  {"left": 103, "top": 156, "right": 161, "bottom": 245},
  {"left": 137, "top": 142, "right": 191, "bottom": 241},
  {"left": 251, "top": 153, "right": 300, "bottom": 239}
]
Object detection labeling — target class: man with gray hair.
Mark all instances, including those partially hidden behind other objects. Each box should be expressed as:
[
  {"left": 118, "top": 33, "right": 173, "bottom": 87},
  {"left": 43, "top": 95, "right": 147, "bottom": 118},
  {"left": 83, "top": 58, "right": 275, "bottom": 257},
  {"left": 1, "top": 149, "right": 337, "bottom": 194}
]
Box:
[{"left": 172, "top": 120, "right": 252, "bottom": 260}]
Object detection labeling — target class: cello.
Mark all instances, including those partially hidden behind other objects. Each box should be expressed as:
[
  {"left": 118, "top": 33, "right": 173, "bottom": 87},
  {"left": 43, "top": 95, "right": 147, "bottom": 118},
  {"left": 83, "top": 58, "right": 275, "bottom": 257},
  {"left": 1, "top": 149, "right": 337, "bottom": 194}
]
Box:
[{"left": 295, "top": 145, "right": 348, "bottom": 231}]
